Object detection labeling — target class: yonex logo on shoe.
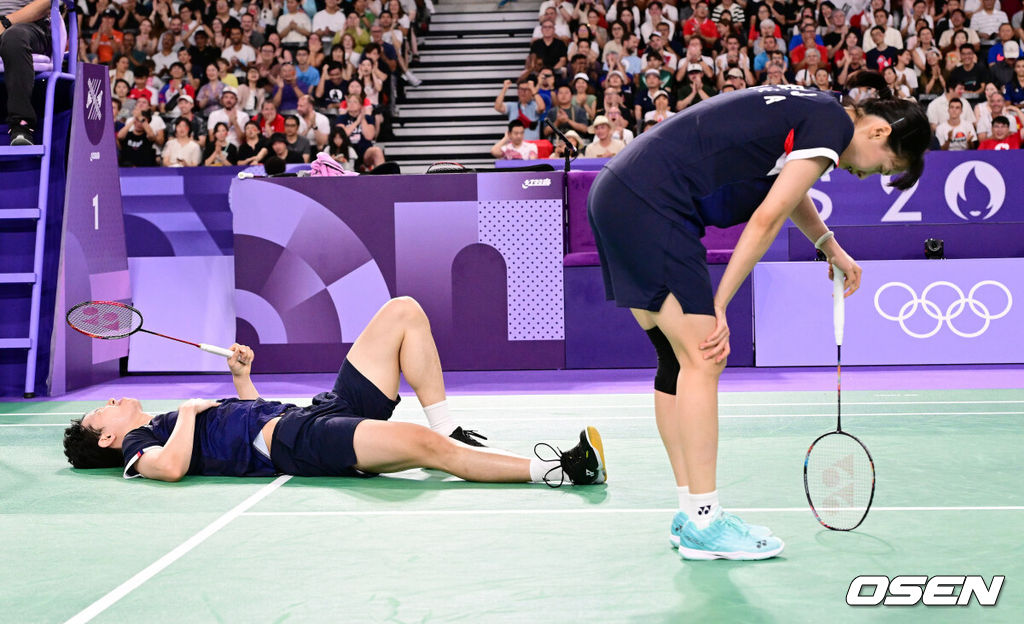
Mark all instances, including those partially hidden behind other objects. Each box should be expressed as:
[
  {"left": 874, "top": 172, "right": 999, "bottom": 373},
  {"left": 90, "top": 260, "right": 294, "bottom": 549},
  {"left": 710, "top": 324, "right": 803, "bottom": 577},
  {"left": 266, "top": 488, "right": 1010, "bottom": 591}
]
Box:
[
  {"left": 697, "top": 505, "right": 712, "bottom": 516},
  {"left": 755, "top": 540, "right": 767, "bottom": 549},
  {"left": 846, "top": 576, "right": 1004, "bottom": 606}
]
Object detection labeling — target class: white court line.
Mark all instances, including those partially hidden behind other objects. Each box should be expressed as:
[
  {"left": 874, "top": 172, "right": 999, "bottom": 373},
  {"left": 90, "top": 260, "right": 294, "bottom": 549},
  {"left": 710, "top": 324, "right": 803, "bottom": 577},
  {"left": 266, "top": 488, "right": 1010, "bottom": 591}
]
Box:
[
  {"left": 64, "top": 475, "right": 291, "bottom": 624},
  {"left": 4, "top": 410, "right": 1022, "bottom": 428},
  {"left": 241, "top": 505, "right": 1024, "bottom": 518},
  {"left": 3, "top": 400, "right": 1024, "bottom": 418}
]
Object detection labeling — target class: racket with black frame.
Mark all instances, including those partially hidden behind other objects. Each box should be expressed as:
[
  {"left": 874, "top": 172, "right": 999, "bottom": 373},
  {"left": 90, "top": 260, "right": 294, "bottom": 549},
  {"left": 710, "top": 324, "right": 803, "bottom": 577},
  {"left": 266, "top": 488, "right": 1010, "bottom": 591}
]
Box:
[
  {"left": 803, "top": 266, "right": 876, "bottom": 531},
  {"left": 66, "top": 300, "right": 235, "bottom": 358}
]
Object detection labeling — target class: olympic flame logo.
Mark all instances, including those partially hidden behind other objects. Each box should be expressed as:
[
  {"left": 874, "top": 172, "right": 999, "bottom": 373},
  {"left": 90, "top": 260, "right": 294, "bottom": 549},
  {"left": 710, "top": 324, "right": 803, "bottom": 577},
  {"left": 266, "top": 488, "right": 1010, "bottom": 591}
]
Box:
[{"left": 874, "top": 281, "right": 1013, "bottom": 339}]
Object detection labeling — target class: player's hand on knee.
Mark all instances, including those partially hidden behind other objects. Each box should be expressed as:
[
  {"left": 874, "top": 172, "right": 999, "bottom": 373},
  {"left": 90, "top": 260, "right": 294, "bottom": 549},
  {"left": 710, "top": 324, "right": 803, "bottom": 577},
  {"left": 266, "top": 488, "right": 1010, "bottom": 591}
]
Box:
[
  {"left": 700, "top": 306, "right": 731, "bottom": 364},
  {"left": 227, "top": 343, "right": 254, "bottom": 377}
]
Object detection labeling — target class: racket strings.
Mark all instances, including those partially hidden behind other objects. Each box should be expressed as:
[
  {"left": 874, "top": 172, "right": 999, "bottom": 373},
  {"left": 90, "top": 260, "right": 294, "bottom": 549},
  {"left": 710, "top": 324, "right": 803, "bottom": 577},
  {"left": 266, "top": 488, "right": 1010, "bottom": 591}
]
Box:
[
  {"left": 806, "top": 433, "right": 874, "bottom": 530},
  {"left": 67, "top": 303, "right": 142, "bottom": 339}
]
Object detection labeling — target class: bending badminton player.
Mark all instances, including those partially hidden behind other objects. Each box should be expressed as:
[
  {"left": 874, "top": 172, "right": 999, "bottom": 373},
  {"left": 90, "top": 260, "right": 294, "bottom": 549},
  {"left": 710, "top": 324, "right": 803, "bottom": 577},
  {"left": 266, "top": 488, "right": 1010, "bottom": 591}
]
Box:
[
  {"left": 63, "top": 297, "right": 606, "bottom": 487},
  {"left": 588, "top": 72, "right": 929, "bottom": 560}
]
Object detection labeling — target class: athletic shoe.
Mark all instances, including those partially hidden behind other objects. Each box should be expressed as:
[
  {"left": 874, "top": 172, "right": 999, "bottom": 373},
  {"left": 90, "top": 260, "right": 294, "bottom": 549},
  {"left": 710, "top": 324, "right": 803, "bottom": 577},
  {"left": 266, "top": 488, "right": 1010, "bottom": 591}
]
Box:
[
  {"left": 402, "top": 71, "right": 423, "bottom": 87},
  {"left": 449, "top": 426, "right": 487, "bottom": 447},
  {"left": 534, "top": 426, "right": 607, "bottom": 487},
  {"left": 676, "top": 510, "right": 784, "bottom": 560},
  {"left": 9, "top": 122, "right": 33, "bottom": 146},
  {"left": 669, "top": 510, "right": 772, "bottom": 548}
]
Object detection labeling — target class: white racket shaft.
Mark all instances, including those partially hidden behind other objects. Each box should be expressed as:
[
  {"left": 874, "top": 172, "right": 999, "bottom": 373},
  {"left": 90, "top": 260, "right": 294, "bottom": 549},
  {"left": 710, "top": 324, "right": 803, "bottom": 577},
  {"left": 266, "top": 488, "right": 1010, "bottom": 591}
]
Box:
[
  {"left": 201, "top": 343, "right": 235, "bottom": 358},
  {"left": 833, "top": 266, "right": 845, "bottom": 347}
]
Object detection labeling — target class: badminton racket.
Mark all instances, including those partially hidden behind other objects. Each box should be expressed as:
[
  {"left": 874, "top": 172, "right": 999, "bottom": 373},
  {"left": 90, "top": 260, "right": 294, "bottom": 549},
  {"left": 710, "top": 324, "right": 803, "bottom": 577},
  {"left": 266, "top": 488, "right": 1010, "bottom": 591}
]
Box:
[
  {"left": 803, "top": 266, "right": 876, "bottom": 531},
  {"left": 66, "top": 301, "right": 235, "bottom": 358}
]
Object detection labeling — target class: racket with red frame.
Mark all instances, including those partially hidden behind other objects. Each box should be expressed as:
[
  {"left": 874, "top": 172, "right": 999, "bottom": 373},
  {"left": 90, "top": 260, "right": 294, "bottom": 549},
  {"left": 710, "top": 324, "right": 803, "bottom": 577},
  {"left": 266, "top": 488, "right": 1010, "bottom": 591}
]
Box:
[
  {"left": 803, "top": 267, "right": 876, "bottom": 531},
  {"left": 66, "top": 301, "right": 234, "bottom": 358}
]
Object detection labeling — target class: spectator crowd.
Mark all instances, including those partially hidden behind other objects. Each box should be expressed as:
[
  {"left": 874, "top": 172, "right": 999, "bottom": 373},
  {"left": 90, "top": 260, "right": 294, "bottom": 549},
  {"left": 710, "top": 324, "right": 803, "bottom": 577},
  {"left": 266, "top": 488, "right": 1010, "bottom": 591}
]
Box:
[
  {"left": 494, "top": 0, "right": 1024, "bottom": 158},
  {"left": 88, "top": 0, "right": 436, "bottom": 170}
]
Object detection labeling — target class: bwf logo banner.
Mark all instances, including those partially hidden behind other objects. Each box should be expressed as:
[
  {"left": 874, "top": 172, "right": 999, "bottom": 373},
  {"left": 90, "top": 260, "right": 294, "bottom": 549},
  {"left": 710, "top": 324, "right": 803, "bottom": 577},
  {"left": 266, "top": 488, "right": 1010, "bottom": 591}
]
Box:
[{"left": 847, "top": 575, "right": 1004, "bottom": 606}]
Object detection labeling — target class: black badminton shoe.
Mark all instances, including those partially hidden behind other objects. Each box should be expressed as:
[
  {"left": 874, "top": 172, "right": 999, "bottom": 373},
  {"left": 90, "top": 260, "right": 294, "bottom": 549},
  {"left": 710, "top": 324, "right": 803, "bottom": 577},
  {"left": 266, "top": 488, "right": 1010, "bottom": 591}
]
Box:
[
  {"left": 535, "top": 426, "right": 607, "bottom": 487},
  {"left": 449, "top": 426, "right": 488, "bottom": 447}
]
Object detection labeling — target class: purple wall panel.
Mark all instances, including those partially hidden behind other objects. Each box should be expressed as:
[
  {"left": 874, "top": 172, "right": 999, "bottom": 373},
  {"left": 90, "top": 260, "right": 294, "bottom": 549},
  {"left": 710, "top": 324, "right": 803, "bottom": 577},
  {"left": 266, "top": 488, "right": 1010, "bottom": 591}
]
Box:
[
  {"left": 231, "top": 173, "right": 567, "bottom": 372},
  {"left": 564, "top": 264, "right": 753, "bottom": 368},
  {"left": 755, "top": 259, "right": 1024, "bottom": 365},
  {"left": 47, "top": 63, "right": 127, "bottom": 396},
  {"left": 787, "top": 223, "right": 1024, "bottom": 261}
]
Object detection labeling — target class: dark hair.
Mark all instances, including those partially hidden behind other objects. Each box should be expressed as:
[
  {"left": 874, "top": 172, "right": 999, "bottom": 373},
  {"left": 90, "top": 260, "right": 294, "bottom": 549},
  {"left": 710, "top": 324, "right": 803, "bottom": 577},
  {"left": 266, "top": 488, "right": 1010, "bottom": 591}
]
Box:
[
  {"left": 63, "top": 419, "right": 123, "bottom": 469},
  {"left": 959, "top": 43, "right": 975, "bottom": 53},
  {"left": 508, "top": 119, "right": 525, "bottom": 131},
  {"left": 284, "top": 114, "right": 300, "bottom": 126},
  {"left": 992, "top": 115, "right": 1010, "bottom": 126},
  {"left": 845, "top": 71, "right": 929, "bottom": 190},
  {"left": 328, "top": 126, "right": 352, "bottom": 155},
  {"left": 244, "top": 119, "right": 260, "bottom": 131},
  {"left": 270, "top": 132, "right": 288, "bottom": 144},
  {"left": 174, "top": 117, "right": 193, "bottom": 134},
  {"left": 296, "top": 46, "right": 310, "bottom": 55},
  {"left": 264, "top": 155, "right": 286, "bottom": 175}
]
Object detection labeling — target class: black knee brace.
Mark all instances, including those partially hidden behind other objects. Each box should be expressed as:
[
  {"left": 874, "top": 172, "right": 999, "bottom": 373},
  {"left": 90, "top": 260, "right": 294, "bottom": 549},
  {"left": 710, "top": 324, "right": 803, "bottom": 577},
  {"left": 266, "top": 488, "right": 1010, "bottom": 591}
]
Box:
[{"left": 646, "top": 327, "right": 679, "bottom": 395}]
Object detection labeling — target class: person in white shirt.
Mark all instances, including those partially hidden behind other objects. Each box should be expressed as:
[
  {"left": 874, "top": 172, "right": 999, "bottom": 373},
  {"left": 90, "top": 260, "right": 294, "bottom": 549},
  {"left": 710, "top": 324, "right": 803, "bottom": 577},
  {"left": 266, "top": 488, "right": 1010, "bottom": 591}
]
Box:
[
  {"left": 583, "top": 115, "right": 626, "bottom": 157},
  {"left": 970, "top": 0, "right": 1009, "bottom": 46},
  {"left": 532, "top": 6, "right": 571, "bottom": 41},
  {"left": 205, "top": 87, "right": 251, "bottom": 146},
  {"left": 313, "top": 0, "right": 346, "bottom": 45},
  {"left": 295, "top": 94, "right": 330, "bottom": 149},
  {"left": 936, "top": 97, "right": 978, "bottom": 149},
  {"left": 640, "top": 2, "right": 675, "bottom": 43},
  {"left": 162, "top": 118, "right": 202, "bottom": 166},
  {"left": 278, "top": 0, "right": 313, "bottom": 46},
  {"left": 222, "top": 26, "right": 257, "bottom": 78},
  {"left": 491, "top": 120, "right": 539, "bottom": 160},
  {"left": 927, "top": 82, "right": 978, "bottom": 129}
]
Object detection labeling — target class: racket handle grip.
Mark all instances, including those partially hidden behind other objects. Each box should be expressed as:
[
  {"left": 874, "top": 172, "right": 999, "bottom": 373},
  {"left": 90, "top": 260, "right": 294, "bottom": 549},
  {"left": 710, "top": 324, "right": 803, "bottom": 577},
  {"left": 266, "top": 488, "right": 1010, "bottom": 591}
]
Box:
[
  {"left": 201, "top": 344, "right": 235, "bottom": 358},
  {"left": 833, "top": 266, "right": 845, "bottom": 347}
]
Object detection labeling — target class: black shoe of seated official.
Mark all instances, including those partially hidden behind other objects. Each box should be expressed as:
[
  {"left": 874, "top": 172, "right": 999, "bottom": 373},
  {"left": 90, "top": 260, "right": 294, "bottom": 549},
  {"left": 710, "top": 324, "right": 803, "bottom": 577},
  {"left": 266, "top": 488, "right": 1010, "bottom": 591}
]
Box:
[
  {"left": 9, "top": 122, "right": 34, "bottom": 146},
  {"left": 449, "top": 426, "right": 488, "bottom": 447}
]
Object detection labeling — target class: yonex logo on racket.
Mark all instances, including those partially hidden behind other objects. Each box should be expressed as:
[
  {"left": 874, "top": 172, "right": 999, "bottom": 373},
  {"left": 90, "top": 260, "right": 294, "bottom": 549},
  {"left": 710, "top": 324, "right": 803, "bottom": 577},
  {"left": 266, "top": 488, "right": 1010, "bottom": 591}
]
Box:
[
  {"left": 846, "top": 575, "right": 1004, "bottom": 606},
  {"left": 873, "top": 280, "right": 1013, "bottom": 339}
]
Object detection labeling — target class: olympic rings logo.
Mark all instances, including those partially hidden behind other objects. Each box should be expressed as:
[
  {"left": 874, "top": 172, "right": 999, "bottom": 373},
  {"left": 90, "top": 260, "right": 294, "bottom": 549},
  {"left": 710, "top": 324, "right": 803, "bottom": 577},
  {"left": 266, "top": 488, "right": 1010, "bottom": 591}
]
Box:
[{"left": 873, "top": 281, "right": 1013, "bottom": 339}]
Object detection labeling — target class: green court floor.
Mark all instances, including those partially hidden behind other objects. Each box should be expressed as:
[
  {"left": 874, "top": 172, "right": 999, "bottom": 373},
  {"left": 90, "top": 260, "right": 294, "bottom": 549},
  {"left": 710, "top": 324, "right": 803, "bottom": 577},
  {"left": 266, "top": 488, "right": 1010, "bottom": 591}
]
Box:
[{"left": 2, "top": 389, "right": 1022, "bottom": 623}]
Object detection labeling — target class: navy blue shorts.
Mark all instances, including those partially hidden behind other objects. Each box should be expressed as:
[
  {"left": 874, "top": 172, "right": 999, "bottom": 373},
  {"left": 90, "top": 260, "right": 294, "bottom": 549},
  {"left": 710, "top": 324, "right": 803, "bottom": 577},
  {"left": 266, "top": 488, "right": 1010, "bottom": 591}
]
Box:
[
  {"left": 270, "top": 359, "right": 401, "bottom": 477},
  {"left": 588, "top": 169, "right": 714, "bottom": 316}
]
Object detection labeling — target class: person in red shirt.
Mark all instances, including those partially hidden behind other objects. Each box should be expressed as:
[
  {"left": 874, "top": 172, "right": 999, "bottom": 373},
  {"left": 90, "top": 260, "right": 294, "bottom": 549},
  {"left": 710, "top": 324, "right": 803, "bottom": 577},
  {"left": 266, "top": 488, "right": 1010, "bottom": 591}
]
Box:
[
  {"left": 255, "top": 99, "right": 286, "bottom": 137},
  {"left": 978, "top": 116, "right": 1021, "bottom": 150},
  {"left": 683, "top": 1, "right": 718, "bottom": 51},
  {"left": 790, "top": 22, "right": 831, "bottom": 71},
  {"left": 89, "top": 10, "right": 123, "bottom": 65},
  {"left": 127, "top": 66, "right": 155, "bottom": 106}
]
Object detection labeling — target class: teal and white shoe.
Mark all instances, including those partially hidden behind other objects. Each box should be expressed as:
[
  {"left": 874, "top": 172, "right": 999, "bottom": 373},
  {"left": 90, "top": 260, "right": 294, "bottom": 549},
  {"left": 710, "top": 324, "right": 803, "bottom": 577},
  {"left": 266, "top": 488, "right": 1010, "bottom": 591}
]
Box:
[
  {"left": 676, "top": 511, "right": 784, "bottom": 560},
  {"left": 669, "top": 510, "right": 772, "bottom": 549}
]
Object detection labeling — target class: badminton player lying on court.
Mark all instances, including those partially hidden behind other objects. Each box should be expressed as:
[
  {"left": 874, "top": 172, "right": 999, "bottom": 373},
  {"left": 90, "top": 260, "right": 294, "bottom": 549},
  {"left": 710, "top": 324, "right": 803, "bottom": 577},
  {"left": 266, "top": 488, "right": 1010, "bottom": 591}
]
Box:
[
  {"left": 588, "top": 71, "right": 930, "bottom": 560},
  {"left": 62, "top": 297, "right": 606, "bottom": 487}
]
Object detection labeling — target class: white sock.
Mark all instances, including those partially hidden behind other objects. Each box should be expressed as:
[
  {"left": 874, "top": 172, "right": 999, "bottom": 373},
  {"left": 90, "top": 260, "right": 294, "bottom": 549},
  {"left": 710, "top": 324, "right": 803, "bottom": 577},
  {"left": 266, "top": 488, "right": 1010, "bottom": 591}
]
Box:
[
  {"left": 677, "top": 486, "right": 692, "bottom": 515},
  {"left": 689, "top": 490, "right": 721, "bottom": 529},
  {"left": 530, "top": 458, "right": 563, "bottom": 484},
  {"left": 423, "top": 400, "right": 456, "bottom": 436}
]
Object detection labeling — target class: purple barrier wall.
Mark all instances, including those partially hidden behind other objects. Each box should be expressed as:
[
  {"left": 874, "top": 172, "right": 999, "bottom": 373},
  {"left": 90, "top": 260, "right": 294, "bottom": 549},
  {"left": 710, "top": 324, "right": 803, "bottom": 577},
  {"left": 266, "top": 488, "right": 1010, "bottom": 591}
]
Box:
[
  {"left": 787, "top": 223, "right": 1024, "bottom": 261},
  {"left": 565, "top": 264, "right": 753, "bottom": 368},
  {"left": 230, "top": 171, "right": 566, "bottom": 373},
  {"left": 49, "top": 64, "right": 130, "bottom": 395},
  {"left": 754, "top": 259, "right": 1022, "bottom": 366},
  {"left": 806, "top": 151, "right": 1022, "bottom": 225}
]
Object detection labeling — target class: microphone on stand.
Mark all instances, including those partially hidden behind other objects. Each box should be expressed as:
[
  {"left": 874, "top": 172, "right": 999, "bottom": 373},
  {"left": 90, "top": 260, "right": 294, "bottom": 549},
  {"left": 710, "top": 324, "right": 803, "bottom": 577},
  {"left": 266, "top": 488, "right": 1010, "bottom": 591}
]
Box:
[{"left": 543, "top": 117, "right": 579, "bottom": 156}]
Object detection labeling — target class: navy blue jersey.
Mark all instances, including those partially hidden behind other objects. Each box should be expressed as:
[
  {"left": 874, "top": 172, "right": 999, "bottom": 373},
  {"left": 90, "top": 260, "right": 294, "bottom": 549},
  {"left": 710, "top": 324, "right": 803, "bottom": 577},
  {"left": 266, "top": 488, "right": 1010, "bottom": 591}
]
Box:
[
  {"left": 604, "top": 85, "right": 855, "bottom": 230},
  {"left": 122, "top": 398, "right": 289, "bottom": 478}
]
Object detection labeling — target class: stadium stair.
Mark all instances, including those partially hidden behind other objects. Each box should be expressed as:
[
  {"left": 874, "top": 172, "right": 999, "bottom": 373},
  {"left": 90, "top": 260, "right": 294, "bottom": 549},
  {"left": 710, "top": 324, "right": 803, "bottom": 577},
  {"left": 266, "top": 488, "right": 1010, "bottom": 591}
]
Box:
[{"left": 382, "top": 0, "right": 542, "bottom": 172}]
